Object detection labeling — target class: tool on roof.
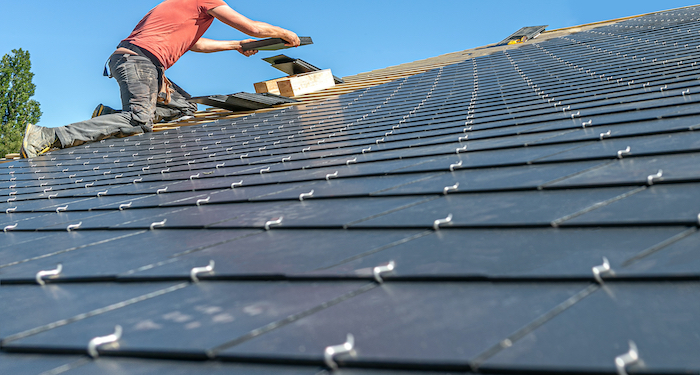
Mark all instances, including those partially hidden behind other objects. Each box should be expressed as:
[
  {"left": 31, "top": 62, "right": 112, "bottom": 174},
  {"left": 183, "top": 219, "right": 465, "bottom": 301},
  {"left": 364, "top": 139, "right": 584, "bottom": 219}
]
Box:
[{"left": 241, "top": 36, "right": 313, "bottom": 51}]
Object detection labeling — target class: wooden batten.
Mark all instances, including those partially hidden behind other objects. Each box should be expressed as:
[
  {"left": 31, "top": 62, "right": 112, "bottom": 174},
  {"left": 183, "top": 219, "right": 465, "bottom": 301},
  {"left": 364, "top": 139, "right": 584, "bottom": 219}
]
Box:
[
  {"left": 2, "top": 153, "right": 20, "bottom": 161},
  {"left": 254, "top": 77, "right": 288, "bottom": 95},
  {"left": 254, "top": 69, "right": 336, "bottom": 98}
]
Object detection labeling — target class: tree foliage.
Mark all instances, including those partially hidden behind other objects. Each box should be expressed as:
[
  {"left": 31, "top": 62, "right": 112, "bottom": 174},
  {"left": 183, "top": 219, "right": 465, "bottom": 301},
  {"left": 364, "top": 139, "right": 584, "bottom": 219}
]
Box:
[{"left": 0, "top": 48, "right": 42, "bottom": 157}]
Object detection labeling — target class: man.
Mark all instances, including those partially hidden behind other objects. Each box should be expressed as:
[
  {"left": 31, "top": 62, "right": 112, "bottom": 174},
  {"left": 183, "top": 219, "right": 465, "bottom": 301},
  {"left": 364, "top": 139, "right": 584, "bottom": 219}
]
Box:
[{"left": 20, "top": 0, "right": 300, "bottom": 158}]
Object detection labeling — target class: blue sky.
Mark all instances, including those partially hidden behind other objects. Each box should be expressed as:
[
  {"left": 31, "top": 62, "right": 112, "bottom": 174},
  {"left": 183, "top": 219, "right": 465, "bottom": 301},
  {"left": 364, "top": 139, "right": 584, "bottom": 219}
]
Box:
[{"left": 1, "top": 0, "right": 699, "bottom": 127}]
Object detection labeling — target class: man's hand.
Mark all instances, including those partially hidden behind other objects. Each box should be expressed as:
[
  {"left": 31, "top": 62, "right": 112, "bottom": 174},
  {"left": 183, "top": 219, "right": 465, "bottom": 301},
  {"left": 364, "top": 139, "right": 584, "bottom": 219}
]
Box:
[
  {"left": 236, "top": 39, "right": 258, "bottom": 57},
  {"left": 283, "top": 31, "right": 301, "bottom": 47}
]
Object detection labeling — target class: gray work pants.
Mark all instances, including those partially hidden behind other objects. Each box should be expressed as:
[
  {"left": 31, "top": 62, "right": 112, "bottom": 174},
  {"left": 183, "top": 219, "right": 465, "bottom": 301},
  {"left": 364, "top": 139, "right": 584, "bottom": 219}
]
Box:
[{"left": 54, "top": 54, "right": 197, "bottom": 148}]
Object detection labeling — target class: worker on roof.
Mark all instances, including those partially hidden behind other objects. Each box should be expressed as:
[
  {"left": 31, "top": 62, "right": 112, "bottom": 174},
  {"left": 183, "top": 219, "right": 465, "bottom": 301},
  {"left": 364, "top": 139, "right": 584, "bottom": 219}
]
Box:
[{"left": 19, "top": 0, "right": 300, "bottom": 158}]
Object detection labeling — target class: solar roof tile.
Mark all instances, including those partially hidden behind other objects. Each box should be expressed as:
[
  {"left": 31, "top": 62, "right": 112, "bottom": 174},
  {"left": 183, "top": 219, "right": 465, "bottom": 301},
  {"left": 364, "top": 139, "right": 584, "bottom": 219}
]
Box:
[
  {"left": 0, "top": 282, "right": 184, "bottom": 340},
  {"left": 353, "top": 187, "right": 638, "bottom": 228},
  {"left": 0, "top": 230, "right": 258, "bottom": 282},
  {"left": 5, "top": 282, "right": 369, "bottom": 357},
  {"left": 221, "top": 283, "right": 589, "bottom": 368},
  {"left": 0, "top": 353, "right": 85, "bottom": 375},
  {"left": 123, "top": 229, "right": 424, "bottom": 279},
  {"left": 307, "top": 227, "right": 688, "bottom": 279},
  {"left": 61, "top": 358, "right": 324, "bottom": 375},
  {"left": 482, "top": 283, "right": 700, "bottom": 373},
  {"left": 560, "top": 183, "right": 700, "bottom": 225}
]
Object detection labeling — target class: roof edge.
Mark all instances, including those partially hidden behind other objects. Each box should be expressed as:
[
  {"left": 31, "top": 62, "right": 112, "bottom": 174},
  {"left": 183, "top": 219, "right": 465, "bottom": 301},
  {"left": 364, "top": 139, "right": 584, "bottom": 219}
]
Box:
[{"left": 543, "top": 4, "right": 700, "bottom": 33}]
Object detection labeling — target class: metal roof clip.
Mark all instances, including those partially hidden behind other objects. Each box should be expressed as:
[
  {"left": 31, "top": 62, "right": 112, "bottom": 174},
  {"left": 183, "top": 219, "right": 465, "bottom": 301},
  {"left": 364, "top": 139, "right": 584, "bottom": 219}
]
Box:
[
  {"left": 592, "top": 257, "right": 615, "bottom": 284},
  {"left": 299, "top": 190, "right": 314, "bottom": 201},
  {"left": 36, "top": 264, "right": 62, "bottom": 286},
  {"left": 3, "top": 223, "right": 18, "bottom": 232},
  {"left": 87, "top": 325, "right": 122, "bottom": 358},
  {"left": 264, "top": 217, "right": 283, "bottom": 231},
  {"left": 150, "top": 219, "right": 167, "bottom": 230},
  {"left": 617, "top": 146, "right": 631, "bottom": 159},
  {"left": 433, "top": 214, "right": 453, "bottom": 231},
  {"left": 615, "top": 341, "right": 639, "bottom": 375},
  {"left": 67, "top": 222, "right": 83, "bottom": 232},
  {"left": 647, "top": 170, "right": 663, "bottom": 185},
  {"left": 190, "top": 260, "right": 215, "bottom": 282},
  {"left": 443, "top": 183, "right": 459, "bottom": 195},
  {"left": 196, "top": 197, "right": 211, "bottom": 206},
  {"left": 324, "top": 334, "right": 355, "bottom": 370},
  {"left": 373, "top": 261, "right": 396, "bottom": 283}
]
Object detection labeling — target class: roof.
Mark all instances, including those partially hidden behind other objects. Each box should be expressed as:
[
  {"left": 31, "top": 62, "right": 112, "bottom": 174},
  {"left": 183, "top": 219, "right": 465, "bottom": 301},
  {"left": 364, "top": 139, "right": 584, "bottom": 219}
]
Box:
[{"left": 4, "top": 5, "right": 700, "bottom": 374}]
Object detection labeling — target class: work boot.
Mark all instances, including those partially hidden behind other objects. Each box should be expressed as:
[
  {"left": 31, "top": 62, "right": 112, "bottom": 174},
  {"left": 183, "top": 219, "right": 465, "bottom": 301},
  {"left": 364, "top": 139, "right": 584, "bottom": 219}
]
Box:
[
  {"left": 92, "top": 104, "right": 119, "bottom": 118},
  {"left": 19, "top": 123, "right": 60, "bottom": 159}
]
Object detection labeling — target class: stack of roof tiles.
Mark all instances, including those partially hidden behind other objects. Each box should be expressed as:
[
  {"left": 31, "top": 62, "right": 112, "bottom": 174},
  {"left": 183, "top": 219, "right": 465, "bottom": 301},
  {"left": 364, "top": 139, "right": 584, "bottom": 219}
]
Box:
[{"left": 4, "top": 6, "right": 700, "bottom": 374}]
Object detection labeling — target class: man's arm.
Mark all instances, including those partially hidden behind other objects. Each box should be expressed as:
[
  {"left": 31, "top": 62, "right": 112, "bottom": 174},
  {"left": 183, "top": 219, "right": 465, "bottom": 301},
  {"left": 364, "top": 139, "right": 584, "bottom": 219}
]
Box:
[
  {"left": 190, "top": 37, "right": 258, "bottom": 56},
  {"left": 208, "top": 5, "right": 301, "bottom": 47}
]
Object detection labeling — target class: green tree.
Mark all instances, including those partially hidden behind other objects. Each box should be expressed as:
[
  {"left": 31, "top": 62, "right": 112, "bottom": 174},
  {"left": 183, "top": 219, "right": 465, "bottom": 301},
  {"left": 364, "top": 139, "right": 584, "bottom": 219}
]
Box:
[{"left": 0, "top": 48, "right": 41, "bottom": 157}]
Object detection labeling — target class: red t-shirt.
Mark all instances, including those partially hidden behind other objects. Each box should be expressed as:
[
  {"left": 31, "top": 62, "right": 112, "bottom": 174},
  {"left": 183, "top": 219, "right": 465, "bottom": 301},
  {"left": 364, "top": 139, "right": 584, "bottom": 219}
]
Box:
[{"left": 122, "top": 0, "right": 227, "bottom": 69}]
